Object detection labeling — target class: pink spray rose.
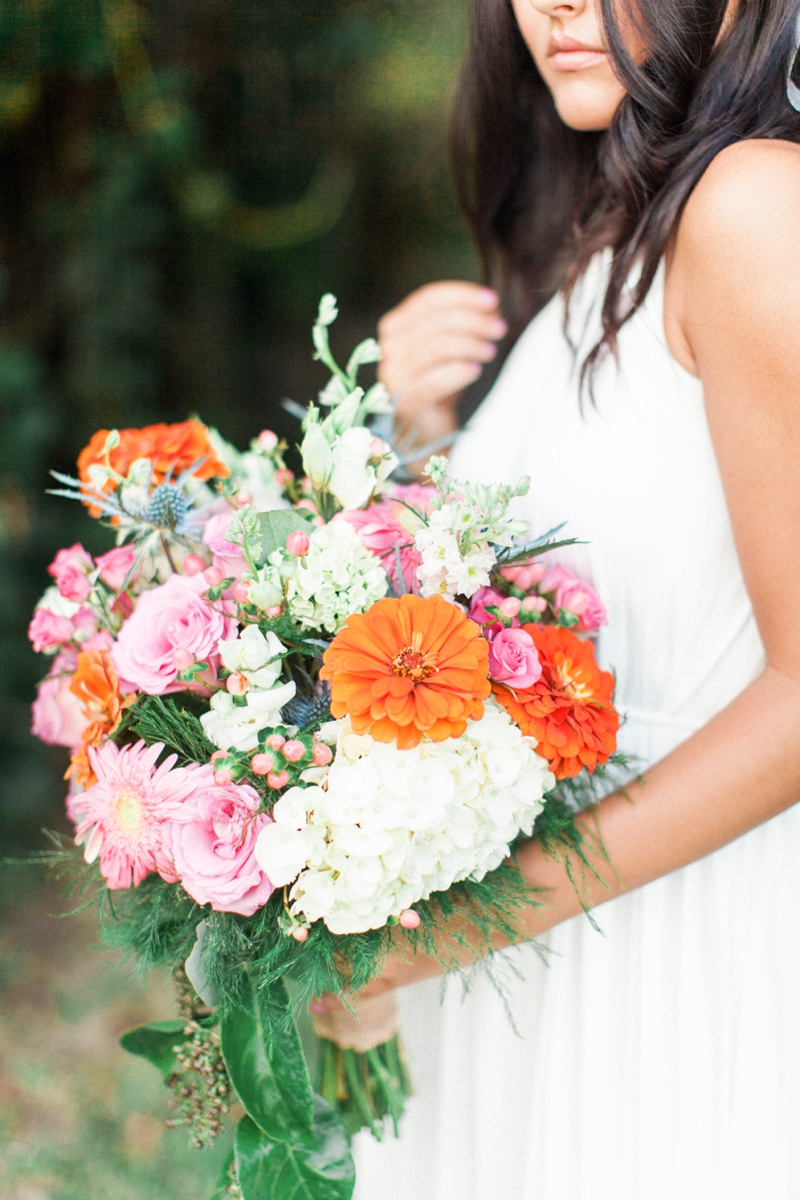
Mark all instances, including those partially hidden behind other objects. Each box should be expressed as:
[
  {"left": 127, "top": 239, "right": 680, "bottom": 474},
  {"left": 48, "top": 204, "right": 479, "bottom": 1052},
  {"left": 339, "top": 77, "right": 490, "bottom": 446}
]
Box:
[
  {"left": 163, "top": 768, "right": 275, "bottom": 916},
  {"left": 48, "top": 543, "right": 94, "bottom": 603},
  {"left": 335, "top": 483, "right": 433, "bottom": 592},
  {"left": 540, "top": 564, "right": 608, "bottom": 633},
  {"left": 95, "top": 545, "right": 137, "bottom": 591},
  {"left": 111, "top": 572, "right": 236, "bottom": 695},
  {"left": 28, "top": 606, "right": 75, "bottom": 653},
  {"left": 500, "top": 561, "right": 547, "bottom": 592},
  {"left": 31, "top": 652, "right": 89, "bottom": 747},
  {"left": 202, "top": 511, "right": 246, "bottom": 581},
  {"left": 487, "top": 626, "right": 542, "bottom": 690},
  {"left": 468, "top": 586, "right": 518, "bottom": 635}
]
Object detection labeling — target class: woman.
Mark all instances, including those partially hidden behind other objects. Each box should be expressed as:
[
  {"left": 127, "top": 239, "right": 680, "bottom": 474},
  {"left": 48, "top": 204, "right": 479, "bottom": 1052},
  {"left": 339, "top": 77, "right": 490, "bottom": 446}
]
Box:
[{"left": 344, "top": 1, "right": 800, "bottom": 1196}]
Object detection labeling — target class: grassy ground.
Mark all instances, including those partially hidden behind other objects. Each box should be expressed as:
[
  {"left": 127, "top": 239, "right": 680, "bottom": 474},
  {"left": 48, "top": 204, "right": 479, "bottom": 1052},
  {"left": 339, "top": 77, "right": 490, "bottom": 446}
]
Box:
[{"left": 0, "top": 870, "right": 233, "bottom": 1200}]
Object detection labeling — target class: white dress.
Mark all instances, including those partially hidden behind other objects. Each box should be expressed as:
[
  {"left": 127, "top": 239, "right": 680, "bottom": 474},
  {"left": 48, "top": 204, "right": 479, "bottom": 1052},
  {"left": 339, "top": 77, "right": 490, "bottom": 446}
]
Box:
[{"left": 352, "top": 258, "right": 800, "bottom": 1199}]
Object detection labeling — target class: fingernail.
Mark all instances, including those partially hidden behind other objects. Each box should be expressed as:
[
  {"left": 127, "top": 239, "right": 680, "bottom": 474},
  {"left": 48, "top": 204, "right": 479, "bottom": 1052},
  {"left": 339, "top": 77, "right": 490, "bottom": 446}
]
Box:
[
  {"left": 489, "top": 317, "right": 508, "bottom": 337},
  {"left": 482, "top": 341, "right": 498, "bottom": 360},
  {"left": 469, "top": 362, "right": 483, "bottom": 378},
  {"left": 478, "top": 287, "right": 499, "bottom": 307},
  {"left": 310, "top": 1001, "right": 326, "bottom": 1015}
]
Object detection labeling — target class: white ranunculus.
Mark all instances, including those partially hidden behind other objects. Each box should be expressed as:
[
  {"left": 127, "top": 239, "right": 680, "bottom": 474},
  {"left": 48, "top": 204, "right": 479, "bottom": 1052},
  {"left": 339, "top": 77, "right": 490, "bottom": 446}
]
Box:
[
  {"left": 200, "top": 681, "right": 296, "bottom": 752},
  {"left": 218, "top": 625, "right": 284, "bottom": 690}
]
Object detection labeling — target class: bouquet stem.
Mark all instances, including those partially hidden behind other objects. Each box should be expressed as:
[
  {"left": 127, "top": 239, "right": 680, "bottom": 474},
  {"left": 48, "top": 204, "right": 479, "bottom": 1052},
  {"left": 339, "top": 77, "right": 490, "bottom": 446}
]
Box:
[{"left": 318, "top": 1035, "right": 412, "bottom": 1139}]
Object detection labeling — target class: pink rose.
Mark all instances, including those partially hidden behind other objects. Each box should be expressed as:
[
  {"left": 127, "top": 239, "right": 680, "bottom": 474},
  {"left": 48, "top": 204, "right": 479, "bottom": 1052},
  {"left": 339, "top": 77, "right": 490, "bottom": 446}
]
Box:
[
  {"left": 468, "top": 586, "right": 516, "bottom": 635},
  {"left": 82, "top": 629, "right": 115, "bottom": 653},
  {"left": 111, "top": 573, "right": 236, "bottom": 695},
  {"left": 48, "top": 544, "right": 94, "bottom": 603},
  {"left": 540, "top": 564, "right": 608, "bottom": 633},
  {"left": 95, "top": 546, "right": 137, "bottom": 591},
  {"left": 163, "top": 768, "right": 275, "bottom": 915},
  {"left": 487, "top": 626, "right": 542, "bottom": 690},
  {"left": 72, "top": 605, "right": 99, "bottom": 641},
  {"left": 500, "top": 562, "right": 546, "bottom": 591},
  {"left": 31, "top": 669, "right": 89, "bottom": 748},
  {"left": 28, "top": 606, "right": 75, "bottom": 653},
  {"left": 203, "top": 512, "right": 246, "bottom": 582}
]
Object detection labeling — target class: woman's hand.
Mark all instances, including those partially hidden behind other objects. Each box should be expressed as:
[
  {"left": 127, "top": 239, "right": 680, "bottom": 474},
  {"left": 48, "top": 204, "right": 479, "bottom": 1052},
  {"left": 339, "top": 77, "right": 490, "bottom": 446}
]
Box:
[{"left": 377, "top": 281, "right": 507, "bottom": 459}]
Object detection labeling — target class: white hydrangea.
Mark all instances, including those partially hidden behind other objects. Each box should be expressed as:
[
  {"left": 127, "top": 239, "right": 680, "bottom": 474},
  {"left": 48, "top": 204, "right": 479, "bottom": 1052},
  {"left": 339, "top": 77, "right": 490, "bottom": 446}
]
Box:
[
  {"left": 254, "top": 697, "right": 554, "bottom": 935},
  {"left": 415, "top": 505, "right": 497, "bottom": 601},
  {"left": 280, "top": 521, "right": 388, "bottom": 633}
]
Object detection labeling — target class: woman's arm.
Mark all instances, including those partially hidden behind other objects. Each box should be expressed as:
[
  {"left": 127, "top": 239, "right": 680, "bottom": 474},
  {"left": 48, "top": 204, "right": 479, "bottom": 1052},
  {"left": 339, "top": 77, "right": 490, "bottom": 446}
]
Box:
[{"left": 350, "top": 139, "right": 800, "bottom": 998}]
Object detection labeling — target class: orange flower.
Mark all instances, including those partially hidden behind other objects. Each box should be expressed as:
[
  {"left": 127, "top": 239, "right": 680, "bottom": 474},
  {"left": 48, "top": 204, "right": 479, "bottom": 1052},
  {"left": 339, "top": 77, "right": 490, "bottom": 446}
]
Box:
[
  {"left": 78, "top": 419, "right": 230, "bottom": 514},
  {"left": 320, "top": 594, "right": 491, "bottom": 750},
  {"left": 67, "top": 649, "right": 135, "bottom": 788},
  {"left": 492, "top": 624, "right": 618, "bottom": 779}
]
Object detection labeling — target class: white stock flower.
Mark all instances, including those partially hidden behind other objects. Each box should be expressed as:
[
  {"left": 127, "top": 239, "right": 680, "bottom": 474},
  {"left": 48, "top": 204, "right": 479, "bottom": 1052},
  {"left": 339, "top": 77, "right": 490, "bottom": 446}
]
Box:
[
  {"left": 36, "top": 586, "right": 81, "bottom": 619},
  {"left": 273, "top": 697, "right": 554, "bottom": 935},
  {"left": 200, "top": 681, "right": 297, "bottom": 752},
  {"left": 285, "top": 521, "right": 387, "bottom": 633}
]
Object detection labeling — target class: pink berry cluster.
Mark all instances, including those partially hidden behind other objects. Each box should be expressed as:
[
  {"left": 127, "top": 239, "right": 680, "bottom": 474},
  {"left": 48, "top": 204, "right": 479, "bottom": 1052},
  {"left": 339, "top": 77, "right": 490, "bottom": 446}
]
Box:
[{"left": 210, "top": 725, "right": 332, "bottom": 794}]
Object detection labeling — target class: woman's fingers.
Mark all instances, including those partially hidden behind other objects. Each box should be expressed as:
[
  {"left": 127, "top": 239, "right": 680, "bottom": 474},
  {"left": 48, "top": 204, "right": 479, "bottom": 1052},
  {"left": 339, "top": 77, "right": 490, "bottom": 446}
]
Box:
[{"left": 377, "top": 280, "right": 507, "bottom": 399}]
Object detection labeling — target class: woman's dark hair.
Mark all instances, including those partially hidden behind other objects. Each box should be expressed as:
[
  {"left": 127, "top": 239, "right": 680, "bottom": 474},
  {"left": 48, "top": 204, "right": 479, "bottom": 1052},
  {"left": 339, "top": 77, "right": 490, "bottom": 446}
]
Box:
[{"left": 450, "top": 0, "right": 800, "bottom": 372}]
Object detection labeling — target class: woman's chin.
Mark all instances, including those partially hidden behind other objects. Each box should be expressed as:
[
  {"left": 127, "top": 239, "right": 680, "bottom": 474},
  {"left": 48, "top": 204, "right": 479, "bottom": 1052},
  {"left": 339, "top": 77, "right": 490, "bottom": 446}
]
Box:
[{"left": 550, "top": 79, "right": 625, "bottom": 132}]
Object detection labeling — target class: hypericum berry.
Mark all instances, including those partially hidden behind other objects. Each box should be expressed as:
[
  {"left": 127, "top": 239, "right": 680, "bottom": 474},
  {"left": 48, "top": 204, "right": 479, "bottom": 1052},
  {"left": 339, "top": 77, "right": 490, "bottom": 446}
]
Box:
[
  {"left": 258, "top": 429, "right": 278, "bottom": 452},
  {"left": 265, "top": 605, "right": 283, "bottom": 618},
  {"left": 251, "top": 753, "right": 274, "bottom": 776},
  {"left": 266, "top": 770, "right": 289, "bottom": 789},
  {"left": 183, "top": 554, "right": 207, "bottom": 576},
  {"left": 226, "top": 672, "right": 248, "bottom": 696},
  {"left": 214, "top": 768, "right": 233, "bottom": 787},
  {"left": 210, "top": 750, "right": 228, "bottom": 765},
  {"left": 204, "top": 566, "right": 224, "bottom": 588},
  {"left": 499, "top": 596, "right": 522, "bottom": 619},
  {"left": 312, "top": 742, "right": 333, "bottom": 767},
  {"left": 369, "top": 437, "right": 387, "bottom": 459},
  {"left": 282, "top": 739, "right": 306, "bottom": 763},
  {"left": 232, "top": 583, "right": 250, "bottom": 604},
  {"left": 275, "top": 468, "right": 294, "bottom": 488},
  {"left": 235, "top": 490, "right": 253, "bottom": 507},
  {"left": 296, "top": 499, "right": 317, "bottom": 515},
  {"left": 291, "top": 926, "right": 309, "bottom": 942},
  {"left": 172, "top": 647, "right": 194, "bottom": 672},
  {"left": 266, "top": 733, "right": 286, "bottom": 750},
  {"left": 286, "top": 530, "right": 310, "bottom": 557},
  {"left": 399, "top": 909, "right": 421, "bottom": 929}
]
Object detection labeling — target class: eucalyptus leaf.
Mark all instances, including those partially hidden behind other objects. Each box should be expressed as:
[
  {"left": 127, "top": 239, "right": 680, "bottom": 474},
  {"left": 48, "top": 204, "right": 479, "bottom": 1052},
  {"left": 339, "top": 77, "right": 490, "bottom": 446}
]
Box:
[
  {"left": 256, "top": 510, "right": 314, "bottom": 566},
  {"left": 220, "top": 977, "right": 314, "bottom": 1137},
  {"left": 234, "top": 1106, "right": 355, "bottom": 1200},
  {"left": 119, "top": 1019, "right": 188, "bottom": 1078}
]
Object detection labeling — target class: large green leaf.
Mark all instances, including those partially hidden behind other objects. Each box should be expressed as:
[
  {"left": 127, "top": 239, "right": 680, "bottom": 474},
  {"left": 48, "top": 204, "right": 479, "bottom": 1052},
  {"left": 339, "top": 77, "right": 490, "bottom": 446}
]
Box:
[
  {"left": 234, "top": 1107, "right": 355, "bottom": 1200},
  {"left": 119, "top": 1019, "right": 188, "bottom": 1078},
  {"left": 220, "top": 977, "right": 315, "bottom": 1137},
  {"left": 256, "top": 510, "right": 313, "bottom": 566}
]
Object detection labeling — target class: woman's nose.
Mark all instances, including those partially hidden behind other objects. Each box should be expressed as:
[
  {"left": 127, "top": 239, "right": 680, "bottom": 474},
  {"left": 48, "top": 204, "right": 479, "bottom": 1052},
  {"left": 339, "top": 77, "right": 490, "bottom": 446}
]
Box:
[{"left": 530, "top": 0, "right": 589, "bottom": 15}]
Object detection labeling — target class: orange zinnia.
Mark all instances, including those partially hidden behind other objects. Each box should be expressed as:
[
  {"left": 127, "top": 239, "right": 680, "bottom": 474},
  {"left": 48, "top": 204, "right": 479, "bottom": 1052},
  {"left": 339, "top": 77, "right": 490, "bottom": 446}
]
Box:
[
  {"left": 78, "top": 419, "right": 230, "bottom": 514},
  {"left": 67, "top": 649, "right": 135, "bottom": 788},
  {"left": 320, "top": 594, "right": 491, "bottom": 750},
  {"left": 492, "top": 624, "right": 619, "bottom": 779}
]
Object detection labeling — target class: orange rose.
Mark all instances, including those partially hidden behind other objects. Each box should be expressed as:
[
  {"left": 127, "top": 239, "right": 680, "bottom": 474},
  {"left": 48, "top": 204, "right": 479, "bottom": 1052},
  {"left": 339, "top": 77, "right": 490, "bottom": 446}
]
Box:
[{"left": 492, "top": 624, "right": 618, "bottom": 779}]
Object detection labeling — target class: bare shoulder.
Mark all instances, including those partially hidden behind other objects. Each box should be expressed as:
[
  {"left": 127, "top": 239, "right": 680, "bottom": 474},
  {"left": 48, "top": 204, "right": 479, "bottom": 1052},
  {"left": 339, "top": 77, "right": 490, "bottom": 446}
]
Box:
[{"left": 677, "top": 139, "right": 800, "bottom": 270}]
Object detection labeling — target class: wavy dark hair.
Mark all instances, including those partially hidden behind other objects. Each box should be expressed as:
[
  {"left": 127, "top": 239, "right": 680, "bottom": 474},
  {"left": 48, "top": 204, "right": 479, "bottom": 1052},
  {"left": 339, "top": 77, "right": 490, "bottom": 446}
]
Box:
[{"left": 451, "top": 0, "right": 800, "bottom": 371}]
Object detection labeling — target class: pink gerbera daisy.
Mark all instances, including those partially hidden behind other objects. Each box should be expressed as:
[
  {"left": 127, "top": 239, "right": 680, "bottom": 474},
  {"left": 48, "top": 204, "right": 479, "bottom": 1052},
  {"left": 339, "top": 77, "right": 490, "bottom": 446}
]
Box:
[{"left": 75, "top": 739, "right": 197, "bottom": 889}]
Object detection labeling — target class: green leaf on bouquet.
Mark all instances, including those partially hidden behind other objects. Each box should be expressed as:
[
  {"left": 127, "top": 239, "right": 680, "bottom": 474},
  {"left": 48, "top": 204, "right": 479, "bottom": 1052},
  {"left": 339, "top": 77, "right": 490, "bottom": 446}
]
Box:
[
  {"left": 119, "top": 1019, "right": 189, "bottom": 1078},
  {"left": 220, "top": 976, "right": 315, "bottom": 1137},
  {"left": 255, "top": 510, "right": 313, "bottom": 566},
  {"left": 234, "top": 1106, "right": 355, "bottom": 1200}
]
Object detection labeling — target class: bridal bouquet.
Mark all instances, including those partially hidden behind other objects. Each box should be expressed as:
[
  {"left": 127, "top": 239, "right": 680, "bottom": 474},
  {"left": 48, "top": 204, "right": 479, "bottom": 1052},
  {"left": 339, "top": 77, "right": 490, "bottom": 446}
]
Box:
[{"left": 28, "top": 296, "right": 619, "bottom": 1199}]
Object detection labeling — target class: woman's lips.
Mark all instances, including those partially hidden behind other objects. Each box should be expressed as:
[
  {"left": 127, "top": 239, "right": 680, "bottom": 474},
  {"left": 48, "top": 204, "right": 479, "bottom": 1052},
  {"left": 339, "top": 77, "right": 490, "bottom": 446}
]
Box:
[{"left": 548, "top": 35, "right": 607, "bottom": 71}]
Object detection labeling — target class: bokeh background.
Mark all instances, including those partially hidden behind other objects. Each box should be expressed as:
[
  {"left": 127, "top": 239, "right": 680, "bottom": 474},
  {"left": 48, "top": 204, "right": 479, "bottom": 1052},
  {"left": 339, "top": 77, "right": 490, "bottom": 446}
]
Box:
[{"left": 0, "top": 2, "right": 475, "bottom": 1195}]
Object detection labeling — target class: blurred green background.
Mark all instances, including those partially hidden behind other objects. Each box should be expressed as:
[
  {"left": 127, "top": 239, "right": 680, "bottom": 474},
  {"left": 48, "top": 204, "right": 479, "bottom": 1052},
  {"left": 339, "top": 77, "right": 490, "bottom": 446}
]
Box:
[{"left": 0, "top": 2, "right": 473, "bottom": 1195}]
